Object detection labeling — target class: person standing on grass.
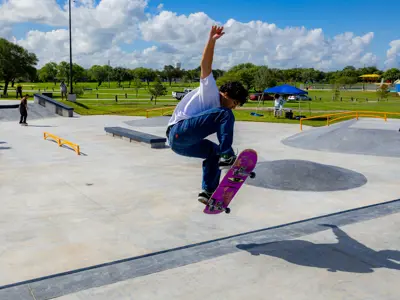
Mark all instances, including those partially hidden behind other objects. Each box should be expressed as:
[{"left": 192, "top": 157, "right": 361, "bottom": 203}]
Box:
[
  {"left": 60, "top": 81, "right": 67, "bottom": 100},
  {"left": 274, "top": 94, "right": 280, "bottom": 117},
  {"left": 19, "top": 94, "right": 29, "bottom": 125},
  {"left": 16, "top": 83, "right": 23, "bottom": 98},
  {"left": 166, "top": 25, "right": 249, "bottom": 205}
]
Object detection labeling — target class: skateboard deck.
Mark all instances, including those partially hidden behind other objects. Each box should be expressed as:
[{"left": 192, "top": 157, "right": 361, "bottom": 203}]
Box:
[{"left": 203, "top": 149, "right": 257, "bottom": 215}]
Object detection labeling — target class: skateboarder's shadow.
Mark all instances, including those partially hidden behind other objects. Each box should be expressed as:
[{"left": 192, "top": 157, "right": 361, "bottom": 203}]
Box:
[{"left": 236, "top": 224, "right": 400, "bottom": 273}]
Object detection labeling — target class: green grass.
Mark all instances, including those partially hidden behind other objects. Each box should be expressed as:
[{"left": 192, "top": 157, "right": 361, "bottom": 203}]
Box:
[
  {"left": 57, "top": 99, "right": 349, "bottom": 128},
  {"left": 2, "top": 80, "right": 399, "bottom": 126}
]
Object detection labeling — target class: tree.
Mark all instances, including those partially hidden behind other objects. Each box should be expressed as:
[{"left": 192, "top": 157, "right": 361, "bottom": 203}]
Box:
[
  {"left": 382, "top": 68, "right": 400, "bottom": 83},
  {"left": 0, "top": 38, "right": 38, "bottom": 95},
  {"left": 237, "top": 67, "right": 257, "bottom": 90},
  {"left": 132, "top": 75, "right": 142, "bottom": 98},
  {"left": 148, "top": 77, "right": 167, "bottom": 104},
  {"left": 56, "top": 61, "right": 85, "bottom": 85},
  {"left": 72, "top": 63, "right": 85, "bottom": 84},
  {"left": 253, "top": 66, "right": 277, "bottom": 92},
  {"left": 89, "top": 65, "right": 108, "bottom": 86},
  {"left": 216, "top": 71, "right": 241, "bottom": 87},
  {"left": 135, "top": 67, "right": 156, "bottom": 87},
  {"left": 57, "top": 61, "right": 70, "bottom": 84},
  {"left": 163, "top": 65, "right": 176, "bottom": 86},
  {"left": 112, "top": 67, "right": 130, "bottom": 87},
  {"left": 376, "top": 85, "right": 390, "bottom": 100},
  {"left": 38, "top": 62, "right": 58, "bottom": 84}
]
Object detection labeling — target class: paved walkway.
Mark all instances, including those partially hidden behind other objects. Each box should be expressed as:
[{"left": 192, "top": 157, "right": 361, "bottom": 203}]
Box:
[{"left": 0, "top": 106, "right": 399, "bottom": 299}]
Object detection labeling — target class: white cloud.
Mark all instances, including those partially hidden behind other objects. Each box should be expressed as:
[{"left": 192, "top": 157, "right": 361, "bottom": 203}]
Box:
[
  {"left": 385, "top": 39, "right": 400, "bottom": 69},
  {"left": 0, "top": 0, "right": 67, "bottom": 26},
  {"left": 0, "top": 1, "right": 387, "bottom": 71},
  {"left": 139, "top": 14, "right": 377, "bottom": 71},
  {"left": 8, "top": 0, "right": 147, "bottom": 66}
]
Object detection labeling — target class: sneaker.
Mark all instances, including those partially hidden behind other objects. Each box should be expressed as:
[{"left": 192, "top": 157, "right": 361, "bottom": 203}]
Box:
[
  {"left": 198, "top": 190, "right": 213, "bottom": 205},
  {"left": 218, "top": 154, "right": 237, "bottom": 169}
]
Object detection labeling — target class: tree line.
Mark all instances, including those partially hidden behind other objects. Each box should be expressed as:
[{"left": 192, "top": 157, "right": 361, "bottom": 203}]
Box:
[{"left": 1, "top": 37, "right": 400, "bottom": 96}]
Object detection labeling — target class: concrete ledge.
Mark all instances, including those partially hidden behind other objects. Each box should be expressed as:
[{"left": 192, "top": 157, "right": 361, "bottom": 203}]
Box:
[
  {"left": 104, "top": 126, "right": 167, "bottom": 149},
  {"left": 0, "top": 104, "right": 19, "bottom": 109},
  {"left": 34, "top": 94, "right": 74, "bottom": 117}
]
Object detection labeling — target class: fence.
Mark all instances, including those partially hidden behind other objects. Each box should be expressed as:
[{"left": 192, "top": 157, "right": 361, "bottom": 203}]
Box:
[{"left": 299, "top": 111, "right": 400, "bottom": 130}]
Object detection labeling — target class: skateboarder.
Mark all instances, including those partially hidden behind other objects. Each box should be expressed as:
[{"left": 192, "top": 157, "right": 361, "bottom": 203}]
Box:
[
  {"left": 166, "top": 25, "right": 249, "bottom": 204},
  {"left": 19, "top": 94, "right": 29, "bottom": 125}
]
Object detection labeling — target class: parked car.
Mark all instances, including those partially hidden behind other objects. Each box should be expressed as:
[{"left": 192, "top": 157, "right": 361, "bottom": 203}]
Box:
[
  {"left": 172, "top": 88, "right": 194, "bottom": 100},
  {"left": 287, "top": 94, "right": 312, "bottom": 101},
  {"left": 249, "top": 93, "right": 274, "bottom": 101}
]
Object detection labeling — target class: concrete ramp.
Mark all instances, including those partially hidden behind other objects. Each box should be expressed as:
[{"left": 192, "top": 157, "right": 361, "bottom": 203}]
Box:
[
  {"left": 282, "top": 118, "right": 400, "bottom": 158},
  {"left": 0, "top": 100, "right": 61, "bottom": 122}
]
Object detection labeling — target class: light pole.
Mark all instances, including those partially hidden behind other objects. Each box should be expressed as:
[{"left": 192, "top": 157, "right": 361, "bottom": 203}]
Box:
[{"left": 68, "top": 0, "right": 76, "bottom": 101}]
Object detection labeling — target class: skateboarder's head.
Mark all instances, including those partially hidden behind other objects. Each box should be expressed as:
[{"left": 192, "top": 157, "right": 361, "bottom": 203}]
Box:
[{"left": 219, "top": 81, "right": 248, "bottom": 109}]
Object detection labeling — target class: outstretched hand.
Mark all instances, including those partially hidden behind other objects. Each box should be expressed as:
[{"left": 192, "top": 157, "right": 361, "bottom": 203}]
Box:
[{"left": 210, "top": 25, "right": 225, "bottom": 41}]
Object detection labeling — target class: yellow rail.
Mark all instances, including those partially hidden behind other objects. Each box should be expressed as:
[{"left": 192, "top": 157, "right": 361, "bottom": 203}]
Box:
[
  {"left": 300, "top": 111, "right": 400, "bottom": 131},
  {"left": 146, "top": 106, "right": 176, "bottom": 118},
  {"left": 44, "top": 132, "right": 80, "bottom": 155}
]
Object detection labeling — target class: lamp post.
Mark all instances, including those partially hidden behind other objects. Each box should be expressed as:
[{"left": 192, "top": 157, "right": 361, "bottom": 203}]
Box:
[{"left": 68, "top": 0, "right": 76, "bottom": 101}]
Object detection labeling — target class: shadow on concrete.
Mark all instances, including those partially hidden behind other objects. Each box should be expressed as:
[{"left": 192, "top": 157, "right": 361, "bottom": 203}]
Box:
[
  {"left": 0, "top": 146, "right": 11, "bottom": 150},
  {"left": 246, "top": 160, "right": 367, "bottom": 192},
  {"left": 237, "top": 224, "right": 400, "bottom": 273}
]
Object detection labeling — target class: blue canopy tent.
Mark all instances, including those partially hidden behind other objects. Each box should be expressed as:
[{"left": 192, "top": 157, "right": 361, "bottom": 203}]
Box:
[
  {"left": 264, "top": 84, "right": 309, "bottom": 115},
  {"left": 250, "top": 84, "right": 308, "bottom": 117},
  {"left": 263, "top": 84, "right": 308, "bottom": 95}
]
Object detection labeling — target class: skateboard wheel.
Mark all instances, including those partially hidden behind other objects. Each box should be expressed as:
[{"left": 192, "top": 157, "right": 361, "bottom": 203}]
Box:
[
  {"left": 225, "top": 207, "right": 231, "bottom": 214},
  {"left": 250, "top": 172, "right": 256, "bottom": 179}
]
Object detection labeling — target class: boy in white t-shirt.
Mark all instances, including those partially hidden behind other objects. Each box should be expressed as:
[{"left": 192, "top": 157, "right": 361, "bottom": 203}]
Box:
[{"left": 166, "top": 26, "right": 249, "bottom": 204}]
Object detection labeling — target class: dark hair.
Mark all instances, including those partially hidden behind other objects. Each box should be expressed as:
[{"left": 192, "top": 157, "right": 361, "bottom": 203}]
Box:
[
  {"left": 219, "top": 81, "right": 248, "bottom": 106},
  {"left": 274, "top": 94, "right": 280, "bottom": 99}
]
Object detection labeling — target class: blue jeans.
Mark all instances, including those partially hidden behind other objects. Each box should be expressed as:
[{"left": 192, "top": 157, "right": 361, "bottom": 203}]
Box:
[{"left": 168, "top": 107, "right": 235, "bottom": 193}]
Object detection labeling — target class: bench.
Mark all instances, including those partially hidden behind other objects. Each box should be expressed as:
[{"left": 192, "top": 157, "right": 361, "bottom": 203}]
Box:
[
  {"left": 34, "top": 93, "right": 74, "bottom": 117},
  {"left": 104, "top": 126, "right": 167, "bottom": 149}
]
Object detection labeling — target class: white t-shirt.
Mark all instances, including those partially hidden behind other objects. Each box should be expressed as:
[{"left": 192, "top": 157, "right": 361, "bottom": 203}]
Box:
[
  {"left": 168, "top": 72, "right": 220, "bottom": 126},
  {"left": 274, "top": 99, "right": 280, "bottom": 109}
]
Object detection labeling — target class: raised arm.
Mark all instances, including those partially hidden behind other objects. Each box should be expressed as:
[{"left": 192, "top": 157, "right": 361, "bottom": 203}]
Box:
[{"left": 200, "top": 26, "right": 225, "bottom": 79}]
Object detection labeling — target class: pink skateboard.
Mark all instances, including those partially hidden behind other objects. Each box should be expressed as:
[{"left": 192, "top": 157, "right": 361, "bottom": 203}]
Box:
[{"left": 203, "top": 149, "right": 257, "bottom": 215}]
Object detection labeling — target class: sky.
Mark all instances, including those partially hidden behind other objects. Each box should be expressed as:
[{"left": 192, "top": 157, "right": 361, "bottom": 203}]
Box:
[{"left": 0, "top": 0, "right": 399, "bottom": 71}]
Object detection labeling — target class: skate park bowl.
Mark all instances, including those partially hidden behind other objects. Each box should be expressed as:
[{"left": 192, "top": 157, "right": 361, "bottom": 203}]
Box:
[{"left": 285, "top": 115, "right": 400, "bottom": 158}]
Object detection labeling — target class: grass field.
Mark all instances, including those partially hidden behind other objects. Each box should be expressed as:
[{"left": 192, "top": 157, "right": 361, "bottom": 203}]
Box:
[{"left": 1, "top": 81, "right": 399, "bottom": 126}]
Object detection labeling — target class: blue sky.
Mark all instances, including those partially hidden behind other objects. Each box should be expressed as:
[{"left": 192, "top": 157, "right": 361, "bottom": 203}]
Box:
[
  {"left": 158, "top": 0, "right": 398, "bottom": 58},
  {"left": 5, "top": 0, "right": 400, "bottom": 70}
]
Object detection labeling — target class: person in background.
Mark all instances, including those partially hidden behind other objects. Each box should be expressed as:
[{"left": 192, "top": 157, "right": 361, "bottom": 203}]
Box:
[
  {"left": 16, "top": 83, "right": 23, "bottom": 98},
  {"left": 60, "top": 81, "right": 67, "bottom": 100},
  {"left": 274, "top": 94, "right": 281, "bottom": 117},
  {"left": 19, "top": 94, "right": 29, "bottom": 125}
]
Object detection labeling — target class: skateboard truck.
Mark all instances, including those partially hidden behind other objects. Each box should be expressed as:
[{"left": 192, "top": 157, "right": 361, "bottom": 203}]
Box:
[
  {"left": 208, "top": 198, "right": 231, "bottom": 214},
  {"left": 233, "top": 168, "right": 256, "bottom": 179}
]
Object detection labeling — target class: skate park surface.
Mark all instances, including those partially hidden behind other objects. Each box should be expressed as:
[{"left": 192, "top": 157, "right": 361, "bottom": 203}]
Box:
[{"left": 1, "top": 101, "right": 399, "bottom": 299}]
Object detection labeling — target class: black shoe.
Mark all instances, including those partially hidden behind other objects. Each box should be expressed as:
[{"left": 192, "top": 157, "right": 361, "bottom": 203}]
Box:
[
  {"left": 218, "top": 154, "right": 237, "bottom": 169},
  {"left": 198, "top": 190, "right": 213, "bottom": 205}
]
